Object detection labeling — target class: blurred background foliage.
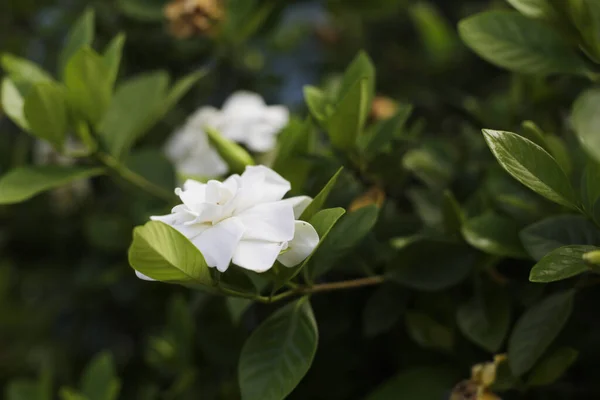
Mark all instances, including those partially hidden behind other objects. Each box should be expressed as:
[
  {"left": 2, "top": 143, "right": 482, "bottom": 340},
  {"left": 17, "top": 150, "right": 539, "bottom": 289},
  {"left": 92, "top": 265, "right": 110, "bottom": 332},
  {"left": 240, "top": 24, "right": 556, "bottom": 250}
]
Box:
[{"left": 2, "top": 0, "right": 598, "bottom": 399}]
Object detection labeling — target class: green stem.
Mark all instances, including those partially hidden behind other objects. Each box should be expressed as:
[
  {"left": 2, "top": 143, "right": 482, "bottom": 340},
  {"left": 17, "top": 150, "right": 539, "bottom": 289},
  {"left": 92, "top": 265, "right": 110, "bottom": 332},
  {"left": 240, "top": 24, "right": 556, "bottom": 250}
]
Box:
[
  {"left": 255, "top": 275, "right": 385, "bottom": 303},
  {"left": 96, "top": 151, "right": 174, "bottom": 202}
]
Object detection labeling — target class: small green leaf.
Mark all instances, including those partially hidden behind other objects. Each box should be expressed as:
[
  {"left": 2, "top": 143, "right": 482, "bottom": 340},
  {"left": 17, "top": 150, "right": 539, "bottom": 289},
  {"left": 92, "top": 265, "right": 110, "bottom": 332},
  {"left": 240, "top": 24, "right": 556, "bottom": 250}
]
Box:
[
  {"left": 58, "top": 8, "right": 95, "bottom": 77},
  {"left": 1, "top": 53, "right": 53, "bottom": 86},
  {"left": 482, "top": 129, "right": 578, "bottom": 209},
  {"left": 80, "top": 352, "right": 121, "bottom": 400},
  {"left": 572, "top": 88, "right": 600, "bottom": 163},
  {"left": 58, "top": 388, "right": 88, "bottom": 400},
  {"left": 405, "top": 311, "right": 454, "bottom": 352},
  {"left": 98, "top": 71, "right": 169, "bottom": 159},
  {"left": 457, "top": 282, "right": 511, "bottom": 352},
  {"left": 459, "top": 11, "right": 588, "bottom": 75},
  {"left": 580, "top": 159, "right": 600, "bottom": 221},
  {"left": 227, "top": 297, "right": 253, "bottom": 325},
  {"left": 530, "top": 245, "right": 596, "bottom": 282},
  {"left": 363, "top": 285, "right": 409, "bottom": 337},
  {"left": 64, "top": 48, "right": 112, "bottom": 125},
  {"left": 520, "top": 215, "right": 600, "bottom": 260},
  {"left": 238, "top": 297, "right": 318, "bottom": 400},
  {"left": 506, "top": 0, "right": 552, "bottom": 18},
  {"left": 508, "top": 290, "right": 574, "bottom": 376},
  {"left": 366, "top": 367, "right": 459, "bottom": 400},
  {"left": 1, "top": 78, "right": 29, "bottom": 130},
  {"left": 6, "top": 380, "right": 44, "bottom": 400},
  {"left": 303, "top": 85, "right": 331, "bottom": 124},
  {"left": 128, "top": 221, "right": 213, "bottom": 285},
  {"left": 338, "top": 51, "right": 375, "bottom": 104},
  {"left": 300, "top": 167, "right": 343, "bottom": 221},
  {"left": 364, "top": 104, "right": 413, "bottom": 157},
  {"left": 527, "top": 347, "right": 579, "bottom": 387},
  {"left": 103, "top": 34, "right": 126, "bottom": 87},
  {"left": 387, "top": 239, "right": 477, "bottom": 291},
  {"left": 206, "top": 127, "right": 255, "bottom": 173},
  {"left": 568, "top": 0, "right": 600, "bottom": 63},
  {"left": 462, "top": 212, "right": 528, "bottom": 258},
  {"left": 327, "top": 78, "right": 370, "bottom": 151},
  {"left": 441, "top": 190, "right": 463, "bottom": 236},
  {"left": 0, "top": 166, "right": 104, "bottom": 205},
  {"left": 23, "top": 83, "right": 68, "bottom": 149}
]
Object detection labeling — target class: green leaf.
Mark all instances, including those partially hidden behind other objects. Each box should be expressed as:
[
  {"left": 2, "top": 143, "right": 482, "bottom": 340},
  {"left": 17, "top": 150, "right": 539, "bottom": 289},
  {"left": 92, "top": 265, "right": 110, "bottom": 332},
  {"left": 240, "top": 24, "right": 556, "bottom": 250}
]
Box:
[
  {"left": 529, "top": 245, "right": 596, "bottom": 282},
  {"left": 580, "top": 159, "right": 600, "bottom": 221},
  {"left": 308, "top": 205, "right": 379, "bottom": 279},
  {"left": 303, "top": 85, "right": 331, "bottom": 124},
  {"left": 457, "top": 282, "right": 511, "bottom": 352},
  {"left": 461, "top": 212, "right": 528, "bottom": 258},
  {"left": 58, "top": 9, "right": 95, "bottom": 77},
  {"left": 327, "top": 78, "right": 370, "bottom": 151},
  {"left": 527, "top": 347, "right": 579, "bottom": 387},
  {"left": 338, "top": 51, "right": 375, "bottom": 104},
  {"left": 568, "top": 0, "right": 600, "bottom": 63},
  {"left": 482, "top": 129, "right": 578, "bottom": 209},
  {"left": 117, "top": 0, "right": 166, "bottom": 21},
  {"left": 98, "top": 71, "right": 169, "bottom": 159},
  {"left": 227, "top": 297, "right": 253, "bottom": 325},
  {"left": 128, "top": 221, "right": 213, "bottom": 285},
  {"left": 508, "top": 290, "right": 574, "bottom": 376},
  {"left": 238, "top": 297, "right": 318, "bottom": 400},
  {"left": 103, "top": 34, "right": 126, "bottom": 87},
  {"left": 81, "top": 352, "right": 121, "bottom": 400},
  {"left": 520, "top": 215, "right": 600, "bottom": 260},
  {"left": 366, "top": 367, "right": 459, "bottom": 400},
  {"left": 387, "top": 239, "right": 477, "bottom": 291},
  {"left": 164, "top": 69, "right": 208, "bottom": 112},
  {"left": 6, "top": 380, "right": 44, "bottom": 400},
  {"left": 274, "top": 207, "right": 346, "bottom": 287},
  {"left": 459, "top": 11, "right": 588, "bottom": 75},
  {"left": 0, "top": 166, "right": 104, "bottom": 205},
  {"left": 402, "top": 144, "right": 454, "bottom": 189},
  {"left": 300, "top": 167, "right": 343, "bottom": 221},
  {"left": 64, "top": 48, "right": 112, "bottom": 125},
  {"left": 405, "top": 311, "right": 454, "bottom": 351},
  {"left": 572, "top": 88, "right": 600, "bottom": 163},
  {"left": 363, "top": 104, "right": 413, "bottom": 157},
  {"left": 206, "top": 127, "right": 255, "bottom": 173},
  {"left": 58, "top": 388, "right": 88, "bottom": 400},
  {"left": 441, "top": 190, "right": 463, "bottom": 236},
  {"left": 1, "top": 53, "right": 53, "bottom": 86},
  {"left": 363, "top": 285, "right": 409, "bottom": 337},
  {"left": 506, "top": 0, "right": 551, "bottom": 18},
  {"left": 1, "top": 78, "right": 29, "bottom": 131},
  {"left": 23, "top": 83, "right": 68, "bottom": 149},
  {"left": 409, "top": 2, "right": 459, "bottom": 66}
]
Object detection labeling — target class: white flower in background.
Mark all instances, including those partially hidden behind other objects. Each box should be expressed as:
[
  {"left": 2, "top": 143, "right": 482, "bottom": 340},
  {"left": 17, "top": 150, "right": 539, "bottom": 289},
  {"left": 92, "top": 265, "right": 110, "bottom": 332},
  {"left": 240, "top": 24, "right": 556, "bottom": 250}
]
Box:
[
  {"left": 165, "top": 91, "right": 289, "bottom": 179},
  {"left": 137, "top": 165, "right": 318, "bottom": 280}
]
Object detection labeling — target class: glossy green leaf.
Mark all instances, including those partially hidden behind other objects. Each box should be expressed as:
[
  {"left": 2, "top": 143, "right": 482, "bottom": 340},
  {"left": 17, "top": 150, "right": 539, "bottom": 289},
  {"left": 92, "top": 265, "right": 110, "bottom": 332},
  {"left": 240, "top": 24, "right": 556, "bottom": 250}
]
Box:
[
  {"left": 128, "top": 221, "right": 213, "bottom": 285},
  {"left": 299, "top": 167, "right": 343, "bottom": 221},
  {"left": 206, "top": 127, "right": 255, "bottom": 173},
  {"left": 482, "top": 129, "right": 577, "bottom": 209},
  {"left": 0, "top": 166, "right": 104, "bottom": 205},
  {"left": 387, "top": 239, "right": 477, "bottom": 291},
  {"left": 58, "top": 9, "right": 95, "bottom": 77},
  {"left": 303, "top": 85, "right": 330, "bottom": 124},
  {"left": 462, "top": 212, "right": 528, "bottom": 258},
  {"left": 308, "top": 205, "right": 379, "bottom": 279},
  {"left": 366, "top": 367, "right": 458, "bottom": 400},
  {"left": 327, "top": 78, "right": 370, "bottom": 151},
  {"left": 338, "top": 51, "right": 375, "bottom": 104},
  {"left": 457, "top": 282, "right": 511, "bottom": 352},
  {"left": 1, "top": 78, "right": 29, "bottom": 130},
  {"left": 64, "top": 48, "right": 112, "bottom": 125},
  {"left": 1, "top": 53, "right": 53, "bottom": 86},
  {"left": 527, "top": 347, "right": 579, "bottom": 387},
  {"left": 103, "top": 33, "right": 126, "bottom": 87},
  {"left": 459, "top": 11, "right": 588, "bottom": 75},
  {"left": 572, "top": 88, "right": 600, "bottom": 163},
  {"left": 238, "top": 297, "right": 318, "bottom": 400},
  {"left": 569, "top": 0, "right": 600, "bottom": 63},
  {"left": 98, "top": 71, "right": 169, "bottom": 159},
  {"left": 506, "top": 0, "right": 551, "bottom": 18},
  {"left": 520, "top": 215, "right": 600, "bottom": 260},
  {"left": 530, "top": 245, "right": 596, "bottom": 282},
  {"left": 23, "top": 83, "right": 68, "bottom": 149},
  {"left": 508, "top": 290, "right": 574, "bottom": 376},
  {"left": 81, "top": 352, "right": 120, "bottom": 400},
  {"left": 363, "top": 285, "right": 409, "bottom": 337}
]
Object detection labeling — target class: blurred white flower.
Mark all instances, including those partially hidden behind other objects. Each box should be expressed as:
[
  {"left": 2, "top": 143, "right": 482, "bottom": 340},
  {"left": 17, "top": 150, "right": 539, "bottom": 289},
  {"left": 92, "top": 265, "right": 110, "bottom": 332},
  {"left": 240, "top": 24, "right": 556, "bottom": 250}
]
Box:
[
  {"left": 138, "top": 165, "right": 317, "bottom": 279},
  {"left": 165, "top": 91, "right": 289, "bottom": 179}
]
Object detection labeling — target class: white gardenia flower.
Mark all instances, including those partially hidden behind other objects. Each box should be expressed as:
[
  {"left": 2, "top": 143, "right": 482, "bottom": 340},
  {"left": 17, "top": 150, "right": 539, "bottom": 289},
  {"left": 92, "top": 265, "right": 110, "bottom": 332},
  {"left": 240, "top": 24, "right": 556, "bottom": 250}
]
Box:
[
  {"left": 165, "top": 92, "right": 289, "bottom": 180},
  {"left": 138, "top": 165, "right": 318, "bottom": 280}
]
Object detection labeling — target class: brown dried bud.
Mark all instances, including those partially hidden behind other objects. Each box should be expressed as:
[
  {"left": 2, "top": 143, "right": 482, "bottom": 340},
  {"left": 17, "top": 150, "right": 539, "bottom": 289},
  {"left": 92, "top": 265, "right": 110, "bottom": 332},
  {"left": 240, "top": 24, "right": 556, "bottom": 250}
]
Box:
[
  {"left": 164, "top": 0, "right": 224, "bottom": 39},
  {"left": 348, "top": 185, "right": 385, "bottom": 212},
  {"left": 314, "top": 24, "right": 340, "bottom": 45},
  {"left": 371, "top": 96, "right": 398, "bottom": 121}
]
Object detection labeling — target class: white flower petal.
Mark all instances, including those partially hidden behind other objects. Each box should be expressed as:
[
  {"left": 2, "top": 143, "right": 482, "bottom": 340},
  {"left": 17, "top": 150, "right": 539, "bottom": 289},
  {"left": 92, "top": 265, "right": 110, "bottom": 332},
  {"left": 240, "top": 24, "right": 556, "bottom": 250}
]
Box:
[
  {"left": 278, "top": 221, "right": 320, "bottom": 267},
  {"left": 135, "top": 270, "right": 156, "bottom": 281},
  {"left": 233, "top": 240, "right": 285, "bottom": 272},
  {"left": 280, "top": 196, "right": 312, "bottom": 219},
  {"left": 187, "top": 106, "right": 221, "bottom": 129},
  {"left": 222, "top": 91, "right": 265, "bottom": 116},
  {"left": 151, "top": 212, "right": 210, "bottom": 239},
  {"left": 237, "top": 165, "right": 291, "bottom": 208},
  {"left": 191, "top": 217, "right": 245, "bottom": 272},
  {"left": 246, "top": 126, "right": 278, "bottom": 152},
  {"left": 263, "top": 105, "right": 289, "bottom": 130},
  {"left": 237, "top": 201, "right": 295, "bottom": 242}
]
